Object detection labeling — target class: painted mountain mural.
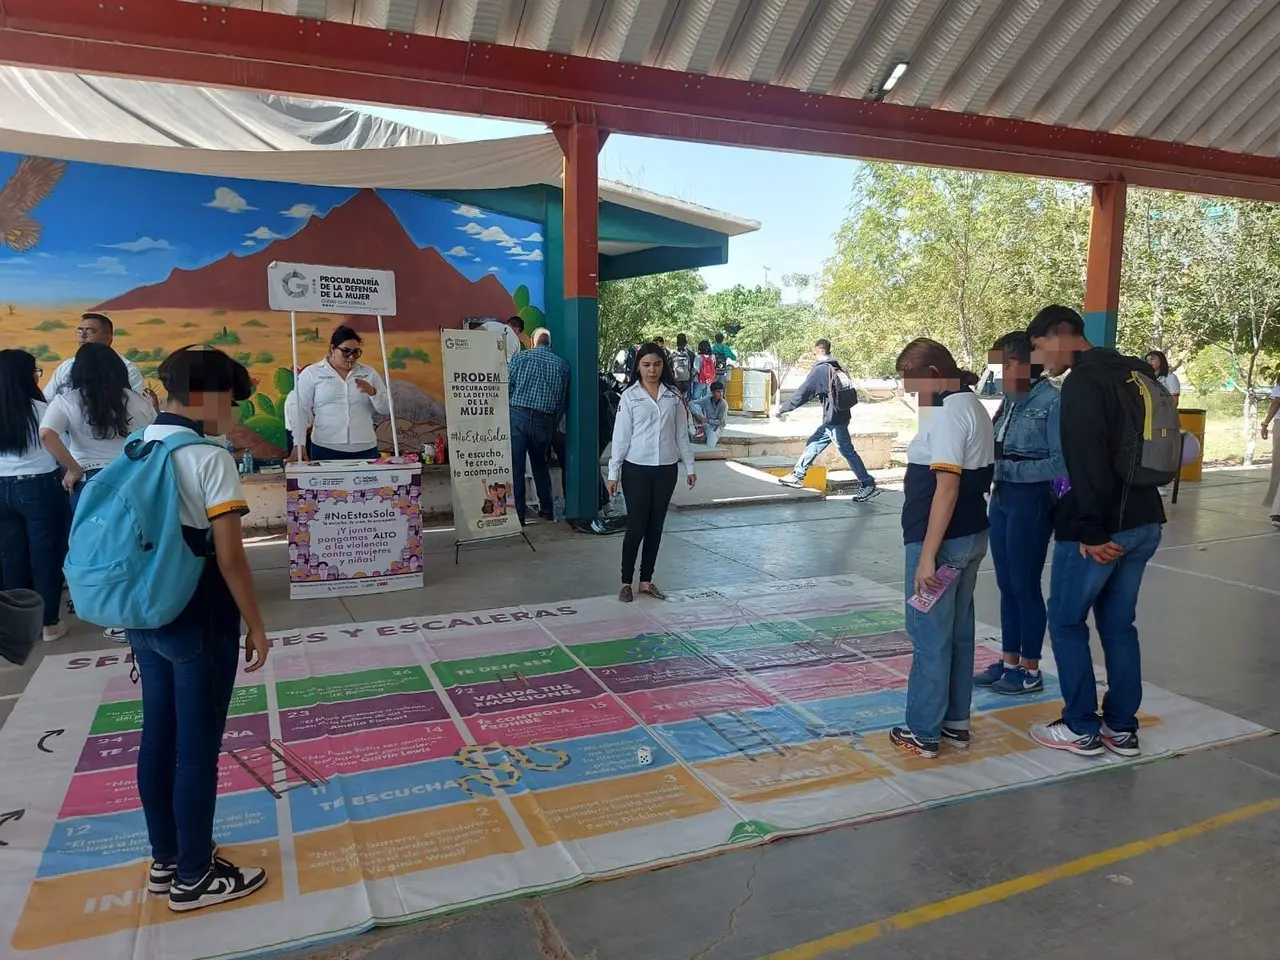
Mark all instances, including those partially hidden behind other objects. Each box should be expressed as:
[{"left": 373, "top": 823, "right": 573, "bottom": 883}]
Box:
[
  {"left": 95, "top": 190, "right": 520, "bottom": 330},
  {"left": 0, "top": 152, "right": 547, "bottom": 458}
]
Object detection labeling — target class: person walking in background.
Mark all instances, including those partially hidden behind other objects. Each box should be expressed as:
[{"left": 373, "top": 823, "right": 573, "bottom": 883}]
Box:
[
  {"left": 125, "top": 346, "right": 270, "bottom": 912},
  {"left": 775, "top": 339, "right": 879, "bottom": 502},
  {"left": 696, "top": 340, "right": 717, "bottom": 386},
  {"left": 44, "top": 312, "right": 148, "bottom": 400},
  {"left": 1027, "top": 305, "right": 1168, "bottom": 758},
  {"left": 292, "top": 326, "right": 389, "bottom": 461},
  {"left": 889, "top": 339, "right": 994, "bottom": 760},
  {"left": 1259, "top": 371, "right": 1280, "bottom": 526},
  {"left": 0, "top": 350, "right": 71, "bottom": 643},
  {"left": 1146, "top": 350, "right": 1181, "bottom": 399},
  {"left": 670, "top": 333, "right": 697, "bottom": 396},
  {"left": 974, "top": 331, "right": 1065, "bottom": 697},
  {"left": 40, "top": 342, "right": 156, "bottom": 513},
  {"left": 608, "top": 343, "right": 696, "bottom": 603},
  {"left": 711, "top": 332, "right": 737, "bottom": 379},
  {"left": 507, "top": 326, "right": 569, "bottom": 525}
]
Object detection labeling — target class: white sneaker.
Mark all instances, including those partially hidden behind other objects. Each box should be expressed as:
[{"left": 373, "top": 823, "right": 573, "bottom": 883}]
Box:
[
  {"left": 103, "top": 628, "right": 127, "bottom": 643},
  {"left": 1029, "top": 719, "right": 1104, "bottom": 756},
  {"left": 42, "top": 623, "right": 69, "bottom": 643},
  {"left": 168, "top": 857, "right": 267, "bottom": 912}
]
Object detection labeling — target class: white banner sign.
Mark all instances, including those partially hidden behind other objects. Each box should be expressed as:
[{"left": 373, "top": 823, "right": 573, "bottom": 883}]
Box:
[
  {"left": 441, "top": 329, "right": 520, "bottom": 542},
  {"left": 287, "top": 460, "right": 423, "bottom": 598},
  {"left": 268, "top": 261, "right": 397, "bottom": 316}
]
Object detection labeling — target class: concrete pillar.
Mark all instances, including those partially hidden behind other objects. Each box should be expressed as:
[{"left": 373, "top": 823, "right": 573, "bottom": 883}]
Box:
[
  {"left": 554, "top": 121, "right": 605, "bottom": 520},
  {"left": 1084, "top": 181, "right": 1127, "bottom": 349}
]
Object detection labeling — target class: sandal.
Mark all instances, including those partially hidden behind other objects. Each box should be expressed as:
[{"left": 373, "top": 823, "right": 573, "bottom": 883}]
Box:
[
  {"left": 618, "top": 584, "right": 634, "bottom": 603},
  {"left": 639, "top": 583, "right": 666, "bottom": 600}
]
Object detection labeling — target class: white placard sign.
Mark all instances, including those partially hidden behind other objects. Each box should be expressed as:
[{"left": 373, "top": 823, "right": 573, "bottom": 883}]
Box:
[
  {"left": 441, "top": 329, "right": 521, "bottom": 542},
  {"left": 268, "top": 261, "right": 397, "bottom": 316}
]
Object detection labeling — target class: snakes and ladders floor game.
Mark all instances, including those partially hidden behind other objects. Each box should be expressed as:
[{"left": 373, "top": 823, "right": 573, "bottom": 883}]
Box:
[{"left": 0, "top": 576, "right": 1265, "bottom": 958}]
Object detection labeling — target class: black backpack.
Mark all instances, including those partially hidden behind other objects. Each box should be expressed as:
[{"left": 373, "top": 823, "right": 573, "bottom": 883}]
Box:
[
  {"left": 829, "top": 365, "right": 858, "bottom": 412},
  {"left": 1115, "top": 369, "right": 1181, "bottom": 487}
]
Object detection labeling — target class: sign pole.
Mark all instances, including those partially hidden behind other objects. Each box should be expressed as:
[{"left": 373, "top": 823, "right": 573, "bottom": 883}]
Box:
[
  {"left": 289, "top": 309, "right": 302, "bottom": 462},
  {"left": 376, "top": 314, "right": 399, "bottom": 458}
]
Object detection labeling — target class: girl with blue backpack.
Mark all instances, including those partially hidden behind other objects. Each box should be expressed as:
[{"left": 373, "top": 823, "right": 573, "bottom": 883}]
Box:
[{"left": 66, "top": 346, "right": 270, "bottom": 912}]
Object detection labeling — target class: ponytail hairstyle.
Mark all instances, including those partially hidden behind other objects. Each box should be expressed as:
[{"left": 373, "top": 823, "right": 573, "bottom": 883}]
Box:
[{"left": 894, "top": 338, "right": 979, "bottom": 389}]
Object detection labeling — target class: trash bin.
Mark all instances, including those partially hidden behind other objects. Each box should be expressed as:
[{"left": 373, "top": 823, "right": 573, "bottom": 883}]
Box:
[{"left": 1178, "top": 408, "right": 1207, "bottom": 482}]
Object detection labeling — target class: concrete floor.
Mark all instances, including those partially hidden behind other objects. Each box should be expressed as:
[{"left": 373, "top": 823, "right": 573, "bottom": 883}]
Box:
[{"left": 4, "top": 469, "right": 1279, "bottom": 959}]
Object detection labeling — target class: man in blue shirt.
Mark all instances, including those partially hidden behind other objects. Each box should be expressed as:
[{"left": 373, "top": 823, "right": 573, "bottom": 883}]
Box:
[{"left": 507, "top": 328, "right": 569, "bottom": 524}]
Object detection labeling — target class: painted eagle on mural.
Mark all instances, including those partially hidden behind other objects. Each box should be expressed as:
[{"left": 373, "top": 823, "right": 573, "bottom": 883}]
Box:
[{"left": 0, "top": 156, "right": 66, "bottom": 253}]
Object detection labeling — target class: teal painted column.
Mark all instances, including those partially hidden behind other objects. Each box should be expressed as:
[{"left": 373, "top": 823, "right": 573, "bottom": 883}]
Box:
[
  {"left": 1084, "top": 181, "right": 1126, "bottom": 348},
  {"left": 553, "top": 122, "right": 604, "bottom": 521}
]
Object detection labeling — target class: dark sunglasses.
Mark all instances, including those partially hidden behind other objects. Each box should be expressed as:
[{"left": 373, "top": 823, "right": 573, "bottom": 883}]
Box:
[{"left": 337, "top": 347, "right": 362, "bottom": 359}]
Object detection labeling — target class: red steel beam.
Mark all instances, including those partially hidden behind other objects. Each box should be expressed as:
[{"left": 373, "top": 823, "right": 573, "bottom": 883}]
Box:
[{"left": 4, "top": 1, "right": 1280, "bottom": 201}]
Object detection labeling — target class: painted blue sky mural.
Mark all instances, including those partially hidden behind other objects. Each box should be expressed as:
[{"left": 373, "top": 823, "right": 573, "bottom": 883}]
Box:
[{"left": 0, "top": 153, "right": 544, "bottom": 305}]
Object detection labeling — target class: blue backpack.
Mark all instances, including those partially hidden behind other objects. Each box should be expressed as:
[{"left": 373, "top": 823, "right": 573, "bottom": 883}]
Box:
[{"left": 65, "top": 430, "right": 221, "bottom": 630}]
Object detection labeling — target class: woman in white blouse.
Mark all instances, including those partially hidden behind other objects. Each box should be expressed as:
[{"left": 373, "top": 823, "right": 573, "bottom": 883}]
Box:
[
  {"left": 292, "top": 325, "right": 390, "bottom": 461},
  {"left": 1146, "top": 351, "right": 1181, "bottom": 398},
  {"left": 40, "top": 342, "right": 156, "bottom": 514},
  {"left": 607, "top": 343, "right": 696, "bottom": 602},
  {"left": 1260, "top": 376, "right": 1280, "bottom": 526},
  {"left": 0, "top": 349, "right": 71, "bottom": 641}
]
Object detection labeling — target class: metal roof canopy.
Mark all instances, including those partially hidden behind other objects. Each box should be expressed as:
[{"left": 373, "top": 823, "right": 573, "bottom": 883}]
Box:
[{"left": 5, "top": 0, "right": 1280, "bottom": 201}]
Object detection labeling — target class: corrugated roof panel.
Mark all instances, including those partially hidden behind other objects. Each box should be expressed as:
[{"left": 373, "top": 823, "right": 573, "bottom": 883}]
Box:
[
  {"left": 961, "top": 0, "right": 1068, "bottom": 116},
  {"left": 617, "top": 0, "right": 667, "bottom": 63},
  {"left": 686, "top": 0, "right": 744, "bottom": 76},
  {"left": 745, "top": 0, "right": 808, "bottom": 83},
  {"left": 805, "top": 0, "right": 884, "bottom": 95}
]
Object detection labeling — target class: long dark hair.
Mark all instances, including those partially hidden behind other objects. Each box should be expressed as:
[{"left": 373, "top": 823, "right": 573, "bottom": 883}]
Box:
[
  {"left": 70, "top": 342, "right": 131, "bottom": 440},
  {"left": 1146, "top": 350, "right": 1170, "bottom": 378},
  {"left": 0, "top": 350, "right": 44, "bottom": 457},
  {"left": 895, "top": 338, "right": 980, "bottom": 388},
  {"left": 628, "top": 342, "right": 679, "bottom": 390}
]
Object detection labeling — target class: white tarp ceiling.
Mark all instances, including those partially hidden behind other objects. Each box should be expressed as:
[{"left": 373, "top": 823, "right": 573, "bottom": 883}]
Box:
[
  {"left": 0, "top": 67, "right": 565, "bottom": 190},
  {"left": 0, "top": 66, "right": 758, "bottom": 239}
]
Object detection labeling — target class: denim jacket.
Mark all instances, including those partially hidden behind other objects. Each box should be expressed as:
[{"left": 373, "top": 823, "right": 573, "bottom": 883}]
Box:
[{"left": 992, "top": 377, "right": 1065, "bottom": 484}]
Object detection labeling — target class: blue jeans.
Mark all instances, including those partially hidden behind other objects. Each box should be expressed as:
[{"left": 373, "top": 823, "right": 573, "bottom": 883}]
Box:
[
  {"left": 0, "top": 471, "right": 69, "bottom": 626},
  {"left": 128, "top": 561, "right": 241, "bottom": 883},
  {"left": 989, "top": 482, "right": 1054, "bottom": 661},
  {"left": 68, "top": 467, "right": 102, "bottom": 517},
  {"left": 792, "top": 424, "right": 874, "bottom": 487},
  {"left": 510, "top": 407, "right": 554, "bottom": 523},
  {"left": 904, "top": 531, "right": 989, "bottom": 742},
  {"left": 1047, "top": 523, "right": 1162, "bottom": 736}
]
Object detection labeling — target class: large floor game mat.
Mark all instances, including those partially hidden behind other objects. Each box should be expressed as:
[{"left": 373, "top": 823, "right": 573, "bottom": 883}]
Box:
[{"left": 0, "top": 575, "right": 1265, "bottom": 958}]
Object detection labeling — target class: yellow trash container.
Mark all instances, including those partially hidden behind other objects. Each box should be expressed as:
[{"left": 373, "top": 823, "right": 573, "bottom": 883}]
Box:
[
  {"left": 726, "top": 367, "right": 745, "bottom": 411},
  {"left": 1178, "top": 408, "right": 1207, "bottom": 482}
]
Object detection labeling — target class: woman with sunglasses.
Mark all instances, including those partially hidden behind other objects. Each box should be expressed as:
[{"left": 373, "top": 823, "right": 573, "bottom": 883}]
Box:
[{"left": 292, "top": 326, "right": 390, "bottom": 461}]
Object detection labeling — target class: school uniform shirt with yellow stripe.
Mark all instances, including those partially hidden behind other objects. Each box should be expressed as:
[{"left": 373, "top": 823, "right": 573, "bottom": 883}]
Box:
[
  {"left": 901, "top": 388, "right": 995, "bottom": 545},
  {"left": 142, "top": 423, "right": 248, "bottom": 527}
]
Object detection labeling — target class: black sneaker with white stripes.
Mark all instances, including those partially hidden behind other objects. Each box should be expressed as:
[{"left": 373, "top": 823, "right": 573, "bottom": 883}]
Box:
[
  {"left": 168, "top": 856, "right": 267, "bottom": 912},
  {"left": 149, "top": 844, "right": 219, "bottom": 894},
  {"left": 940, "top": 726, "right": 971, "bottom": 750}
]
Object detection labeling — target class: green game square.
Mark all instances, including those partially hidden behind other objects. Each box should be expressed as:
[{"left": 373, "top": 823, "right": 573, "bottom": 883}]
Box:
[
  {"left": 88, "top": 684, "right": 267, "bottom": 736},
  {"left": 800, "top": 610, "right": 905, "bottom": 638},
  {"left": 432, "top": 648, "right": 578, "bottom": 688},
  {"left": 90, "top": 700, "right": 143, "bottom": 736},
  {"left": 229, "top": 685, "right": 267, "bottom": 717},
  {"left": 684, "top": 620, "right": 816, "bottom": 653},
  {"left": 567, "top": 634, "right": 695, "bottom": 668},
  {"left": 276, "top": 666, "right": 431, "bottom": 709}
]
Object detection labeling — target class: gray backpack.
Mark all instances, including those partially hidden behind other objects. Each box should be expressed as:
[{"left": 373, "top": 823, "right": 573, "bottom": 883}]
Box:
[{"left": 1116, "top": 370, "right": 1181, "bottom": 487}]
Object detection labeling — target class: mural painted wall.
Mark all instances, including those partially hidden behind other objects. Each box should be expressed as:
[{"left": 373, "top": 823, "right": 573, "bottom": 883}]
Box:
[{"left": 0, "top": 153, "right": 546, "bottom": 457}]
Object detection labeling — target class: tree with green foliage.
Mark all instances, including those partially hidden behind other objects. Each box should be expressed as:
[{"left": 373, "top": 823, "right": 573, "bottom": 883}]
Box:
[
  {"left": 705, "top": 279, "right": 827, "bottom": 382},
  {"left": 596, "top": 270, "right": 709, "bottom": 369}
]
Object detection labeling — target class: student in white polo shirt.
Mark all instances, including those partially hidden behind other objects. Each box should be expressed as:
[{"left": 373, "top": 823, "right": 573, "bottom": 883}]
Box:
[
  {"left": 127, "top": 346, "right": 270, "bottom": 913},
  {"left": 890, "top": 337, "right": 995, "bottom": 761}
]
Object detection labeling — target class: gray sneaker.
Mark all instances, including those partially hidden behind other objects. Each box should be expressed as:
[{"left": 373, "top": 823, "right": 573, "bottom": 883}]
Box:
[
  {"left": 850, "top": 484, "right": 880, "bottom": 503},
  {"left": 777, "top": 474, "right": 806, "bottom": 488}
]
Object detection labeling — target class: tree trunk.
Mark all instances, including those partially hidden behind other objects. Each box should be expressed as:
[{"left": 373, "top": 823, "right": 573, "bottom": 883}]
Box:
[{"left": 1244, "top": 390, "right": 1258, "bottom": 466}]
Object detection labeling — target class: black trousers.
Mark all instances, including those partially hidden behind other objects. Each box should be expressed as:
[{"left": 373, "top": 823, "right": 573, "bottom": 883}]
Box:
[{"left": 620, "top": 461, "right": 679, "bottom": 583}]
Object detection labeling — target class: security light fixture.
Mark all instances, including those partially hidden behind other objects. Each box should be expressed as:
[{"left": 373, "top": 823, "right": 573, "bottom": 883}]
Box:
[{"left": 882, "top": 62, "right": 909, "bottom": 92}]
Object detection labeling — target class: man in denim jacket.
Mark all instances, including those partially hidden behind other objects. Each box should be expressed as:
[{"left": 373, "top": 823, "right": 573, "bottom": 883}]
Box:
[{"left": 974, "top": 331, "right": 1065, "bottom": 696}]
